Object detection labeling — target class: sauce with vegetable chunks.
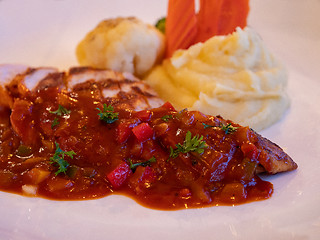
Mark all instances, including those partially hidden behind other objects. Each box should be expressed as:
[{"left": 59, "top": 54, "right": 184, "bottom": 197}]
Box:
[{"left": 0, "top": 86, "right": 273, "bottom": 210}]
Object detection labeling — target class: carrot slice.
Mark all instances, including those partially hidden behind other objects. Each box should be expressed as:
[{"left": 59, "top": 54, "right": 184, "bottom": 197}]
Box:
[
  {"left": 195, "top": 0, "right": 224, "bottom": 43},
  {"left": 165, "top": 0, "right": 198, "bottom": 58},
  {"left": 217, "top": 0, "right": 250, "bottom": 35},
  {"left": 165, "top": 0, "right": 250, "bottom": 56}
]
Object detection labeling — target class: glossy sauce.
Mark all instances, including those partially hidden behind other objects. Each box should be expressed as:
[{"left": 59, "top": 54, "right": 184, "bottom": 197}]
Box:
[{"left": 0, "top": 87, "right": 273, "bottom": 210}]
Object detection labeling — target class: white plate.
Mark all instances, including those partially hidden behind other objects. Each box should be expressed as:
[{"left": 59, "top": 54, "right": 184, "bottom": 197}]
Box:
[{"left": 0, "top": 0, "right": 319, "bottom": 239}]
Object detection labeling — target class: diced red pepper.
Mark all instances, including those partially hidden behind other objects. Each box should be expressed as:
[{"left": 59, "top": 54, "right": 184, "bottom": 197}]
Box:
[
  {"left": 116, "top": 122, "right": 133, "bottom": 144},
  {"left": 241, "top": 142, "right": 258, "bottom": 160},
  {"left": 132, "top": 123, "right": 154, "bottom": 142},
  {"left": 140, "top": 166, "right": 157, "bottom": 184},
  {"left": 161, "top": 101, "right": 176, "bottom": 111},
  {"left": 106, "top": 162, "right": 132, "bottom": 189},
  {"left": 134, "top": 110, "right": 152, "bottom": 122}
]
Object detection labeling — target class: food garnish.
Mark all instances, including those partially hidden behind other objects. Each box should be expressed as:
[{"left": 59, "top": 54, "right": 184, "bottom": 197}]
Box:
[
  {"left": 96, "top": 104, "right": 119, "bottom": 123},
  {"left": 48, "top": 105, "right": 71, "bottom": 129},
  {"left": 169, "top": 131, "right": 207, "bottom": 159},
  {"left": 202, "top": 123, "right": 214, "bottom": 129},
  {"left": 49, "top": 104, "right": 71, "bottom": 116},
  {"left": 220, "top": 123, "right": 238, "bottom": 134},
  {"left": 51, "top": 117, "right": 60, "bottom": 129},
  {"left": 203, "top": 122, "right": 238, "bottom": 134},
  {"left": 128, "top": 157, "right": 157, "bottom": 171},
  {"left": 49, "top": 142, "right": 76, "bottom": 175},
  {"left": 161, "top": 114, "right": 173, "bottom": 122}
]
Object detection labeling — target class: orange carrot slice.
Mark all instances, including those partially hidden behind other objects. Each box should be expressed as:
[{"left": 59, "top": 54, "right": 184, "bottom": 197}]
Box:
[
  {"left": 165, "top": 0, "right": 198, "bottom": 58},
  {"left": 165, "top": 0, "right": 250, "bottom": 57},
  {"left": 195, "top": 0, "right": 224, "bottom": 43},
  {"left": 217, "top": 0, "right": 250, "bottom": 35}
]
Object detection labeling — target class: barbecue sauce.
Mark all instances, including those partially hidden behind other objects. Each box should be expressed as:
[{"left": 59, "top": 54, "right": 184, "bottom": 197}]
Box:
[{"left": 0, "top": 87, "right": 273, "bottom": 210}]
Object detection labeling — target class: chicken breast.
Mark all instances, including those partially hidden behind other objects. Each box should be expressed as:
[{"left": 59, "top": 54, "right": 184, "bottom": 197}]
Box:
[{"left": 0, "top": 65, "right": 297, "bottom": 175}]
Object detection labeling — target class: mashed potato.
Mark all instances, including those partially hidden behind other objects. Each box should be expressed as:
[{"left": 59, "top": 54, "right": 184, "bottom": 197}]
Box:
[
  {"left": 76, "top": 17, "right": 165, "bottom": 77},
  {"left": 145, "top": 27, "right": 289, "bottom": 131}
]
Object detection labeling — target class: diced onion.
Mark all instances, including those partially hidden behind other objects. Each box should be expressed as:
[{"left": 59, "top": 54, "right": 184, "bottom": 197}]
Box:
[{"left": 22, "top": 184, "right": 38, "bottom": 196}]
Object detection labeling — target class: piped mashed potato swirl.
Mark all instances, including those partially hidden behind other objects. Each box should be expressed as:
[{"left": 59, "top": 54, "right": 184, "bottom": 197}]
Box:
[{"left": 145, "top": 27, "right": 289, "bottom": 131}]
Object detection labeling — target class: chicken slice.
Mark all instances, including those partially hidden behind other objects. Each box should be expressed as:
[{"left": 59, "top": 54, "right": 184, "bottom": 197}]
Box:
[
  {"left": 66, "top": 67, "right": 164, "bottom": 110},
  {"left": 0, "top": 65, "right": 60, "bottom": 108},
  {"left": 0, "top": 64, "right": 28, "bottom": 107}
]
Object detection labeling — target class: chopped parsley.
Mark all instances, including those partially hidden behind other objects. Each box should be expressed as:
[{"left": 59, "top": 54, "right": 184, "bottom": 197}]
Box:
[
  {"left": 202, "top": 122, "right": 238, "bottom": 134},
  {"left": 51, "top": 117, "right": 60, "bottom": 129},
  {"left": 49, "top": 105, "right": 71, "bottom": 128},
  {"left": 220, "top": 123, "right": 238, "bottom": 134},
  {"left": 161, "top": 114, "right": 173, "bottom": 122},
  {"left": 128, "top": 157, "right": 157, "bottom": 171},
  {"left": 49, "top": 142, "right": 76, "bottom": 175},
  {"left": 202, "top": 123, "right": 215, "bottom": 129},
  {"left": 96, "top": 104, "right": 119, "bottom": 124},
  {"left": 169, "top": 131, "right": 207, "bottom": 159},
  {"left": 49, "top": 105, "right": 71, "bottom": 116}
]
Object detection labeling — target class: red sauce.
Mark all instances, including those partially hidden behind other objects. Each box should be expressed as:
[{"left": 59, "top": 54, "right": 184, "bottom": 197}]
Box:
[{"left": 0, "top": 87, "right": 273, "bottom": 210}]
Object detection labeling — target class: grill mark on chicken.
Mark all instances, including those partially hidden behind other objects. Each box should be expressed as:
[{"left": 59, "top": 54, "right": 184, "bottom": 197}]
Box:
[
  {"left": 22, "top": 67, "right": 59, "bottom": 91},
  {"left": 34, "top": 72, "right": 65, "bottom": 91}
]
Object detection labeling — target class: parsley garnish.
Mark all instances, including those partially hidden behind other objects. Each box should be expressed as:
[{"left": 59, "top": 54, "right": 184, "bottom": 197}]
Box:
[
  {"left": 202, "top": 123, "right": 215, "bottom": 129},
  {"left": 51, "top": 117, "right": 59, "bottom": 129},
  {"left": 96, "top": 104, "right": 119, "bottom": 124},
  {"left": 49, "top": 105, "right": 71, "bottom": 116},
  {"left": 220, "top": 123, "right": 238, "bottom": 134},
  {"left": 49, "top": 105, "right": 71, "bottom": 128},
  {"left": 49, "top": 142, "right": 76, "bottom": 175},
  {"left": 161, "top": 114, "right": 173, "bottom": 122},
  {"left": 128, "top": 157, "right": 157, "bottom": 171},
  {"left": 169, "top": 131, "right": 207, "bottom": 159},
  {"left": 202, "top": 122, "right": 238, "bottom": 134}
]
